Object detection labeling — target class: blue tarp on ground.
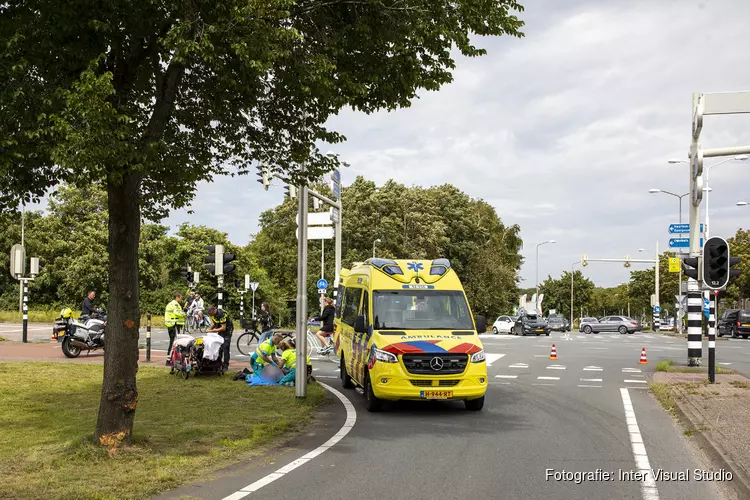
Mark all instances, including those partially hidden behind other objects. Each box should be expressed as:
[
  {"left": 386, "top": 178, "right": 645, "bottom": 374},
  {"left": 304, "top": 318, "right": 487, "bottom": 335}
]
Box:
[
  {"left": 245, "top": 373, "right": 278, "bottom": 386},
  {"left": 245, "top": 365, "right": 284, "bottom": 386}
]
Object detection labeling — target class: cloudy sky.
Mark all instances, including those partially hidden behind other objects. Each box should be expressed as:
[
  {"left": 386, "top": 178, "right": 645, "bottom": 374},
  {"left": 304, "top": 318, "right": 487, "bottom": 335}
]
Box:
[{"left": 165, "top": 0, "right": 750, "bottom": 289}]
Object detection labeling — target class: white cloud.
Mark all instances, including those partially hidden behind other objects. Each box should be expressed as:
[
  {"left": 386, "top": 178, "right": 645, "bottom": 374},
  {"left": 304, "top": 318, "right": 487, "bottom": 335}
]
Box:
[{"left": 169, "top": 0, "right": 750, "bottom": 292}]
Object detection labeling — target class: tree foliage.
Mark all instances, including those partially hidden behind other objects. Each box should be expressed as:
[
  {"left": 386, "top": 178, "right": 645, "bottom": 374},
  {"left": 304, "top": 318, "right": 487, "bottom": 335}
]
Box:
[
  {"left": 251, "top": 176, "right": 524, "bottom": 318},
  {"left": 538, "top": 270, "right": 594, "bottom": 319}
]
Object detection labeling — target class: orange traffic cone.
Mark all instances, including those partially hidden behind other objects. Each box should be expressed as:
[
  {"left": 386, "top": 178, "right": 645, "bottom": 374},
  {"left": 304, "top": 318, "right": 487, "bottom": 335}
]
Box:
[
  {"left": 549, "top": 344, "right": 558, "bottom": 360},
  {"left": 639, "top": 347, "right": 648, "bottom": 364}
]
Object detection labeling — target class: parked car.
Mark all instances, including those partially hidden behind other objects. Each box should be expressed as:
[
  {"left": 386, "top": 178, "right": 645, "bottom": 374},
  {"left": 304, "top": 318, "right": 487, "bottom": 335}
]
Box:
[
  {"left": 579, "top": 317, "right": 600, "bottom": 333},
  {"left": 492, "top": 315, "right": 515, "bottom": 334},
  {"left": 514, "top": 313, "right": 550, "bottom": 336},
  {"left": 717, "top": 309, "right": 750, "bottom": 339},
  {"left": 659, "top": 318, "right": 675, "bottom": 331},
  {"left": 547, "top": 314, "right": 570, "bottom": 332},
  {"left": 580, "top": 316, "right": 641, "bottom": 334}
]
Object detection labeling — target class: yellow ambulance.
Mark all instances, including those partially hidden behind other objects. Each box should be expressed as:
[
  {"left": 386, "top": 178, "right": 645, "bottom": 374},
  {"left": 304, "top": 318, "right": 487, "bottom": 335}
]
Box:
[{"left": 332, "top": 258, "right": 488, "bottom": 412}]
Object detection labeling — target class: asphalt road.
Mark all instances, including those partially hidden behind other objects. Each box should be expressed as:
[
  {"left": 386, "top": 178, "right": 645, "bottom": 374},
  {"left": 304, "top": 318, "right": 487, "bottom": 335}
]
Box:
[{"left": 158, "top": 330, "right": 736, "bottom": 500}]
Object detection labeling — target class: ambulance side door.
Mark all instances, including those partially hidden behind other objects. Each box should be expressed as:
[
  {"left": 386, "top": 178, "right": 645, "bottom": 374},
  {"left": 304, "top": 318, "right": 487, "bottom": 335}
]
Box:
[{"left": 339, "top": 286, "right": 363, "bottom": 383}]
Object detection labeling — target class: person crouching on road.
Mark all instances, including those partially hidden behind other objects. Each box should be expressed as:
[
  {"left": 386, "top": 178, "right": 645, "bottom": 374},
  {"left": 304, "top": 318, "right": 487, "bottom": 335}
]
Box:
[
  {"left": 313, "top": 297, "right": 336, "bottom": 354},
  {"left": 250, "top": 332, "right": 282, "bottom": 374},
  {"left": 277, "top": 338, "right": 313, "bottom": 386},
  {"left": 206, "top": 306, "right": 234, "bottom": 372},
  {"left": 165, "top": 292, "right": 186, "bottom": 365}
]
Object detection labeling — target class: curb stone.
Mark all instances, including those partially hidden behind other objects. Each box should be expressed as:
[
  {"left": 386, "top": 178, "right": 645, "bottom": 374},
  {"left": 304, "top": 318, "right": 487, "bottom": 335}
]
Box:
[{"left": 668, "top": 385, "right": 750, "bottom": 499}]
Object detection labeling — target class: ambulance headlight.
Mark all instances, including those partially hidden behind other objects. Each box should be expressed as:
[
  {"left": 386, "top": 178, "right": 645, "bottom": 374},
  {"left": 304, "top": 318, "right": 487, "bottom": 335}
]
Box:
[
  {"left": 470, "top": 350, "right": 486, "bottom": 363},
  {"left": 374, "top": 347, "right": 398, "bottom": 363}
]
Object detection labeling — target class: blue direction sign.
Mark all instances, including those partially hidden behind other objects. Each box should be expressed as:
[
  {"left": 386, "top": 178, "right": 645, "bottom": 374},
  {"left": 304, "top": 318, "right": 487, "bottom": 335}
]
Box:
[
  {"left": 668, "top": 223, "right": 704, "bottom": 234},
  {"left": 669, "top": 237, "right": 703, "bottom": 248},
  {"left": 703, "top": 297, "right": 710, "bottom": 318},
  {"left": 317, "top": 278, "right": 328, "bottom": 290},
  {"left": 653, "top": 305, "right": 661, "bottom": 313},
  {"left": 331, "top": 169, "right": 341, "bottom": 183}
]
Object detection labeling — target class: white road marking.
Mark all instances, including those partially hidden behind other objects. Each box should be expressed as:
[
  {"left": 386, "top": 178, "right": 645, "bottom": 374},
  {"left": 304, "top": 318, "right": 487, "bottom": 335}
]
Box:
[
  {"left": 620, "top": 388, "right": 660, "bottom": 500},
  {"left": 719, "top": 362, "right": 732, "bottom": 366},
  {"left": 221, "top": 382, "right": 356, "bottom": 500},
  {"left": 532, "top": 383, "right": 555, "bottom": 386},
  {"left": 546, "top": 365, "right": 566, "bottom": 370},
  {"left": 589, "top": 347, "right": 609, "bottom": 350},
  {"left": 622, "top": 368, "right": 642, "bottom": 373},
  {"left": 583, "top": 366, "right": 603, "bottom": 371},
  {"left": 580, "top": 378, "right": 602, "bottom": 382},
  {"left": 315, "top": 375, "right": 338, "bottom": 379},
  {"left": 495, "top": 375, "right": 518, "bottom": 379},
  {"left": 533, "top": 354, "right": 549, "bottom": 358},
  {"left": 494, "top": 382, "right": 511, "bottom": 385},
  {"left": 624, "top": 379, "right": 648, "bottom": 384},
  {"left": 509, "top": 363, "right": 529, "bottom": 369},
  {"left": 578, "top": 384, "right": 602, "bottom": 388},
  {"left": 485, "top": 353, "right": 506, "bottom": 367},
  {"left": 537, "top": 376, "right": 560, "bottom": 381}
]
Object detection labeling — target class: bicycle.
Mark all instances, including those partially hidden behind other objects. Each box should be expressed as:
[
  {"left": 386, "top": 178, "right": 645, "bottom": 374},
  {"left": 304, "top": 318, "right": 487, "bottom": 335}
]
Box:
[
  {"left": 307, "top": 320, "right": 338, "bottom": 363},
  {"left": 184, "top": 311, "right": 209, "bottom": 335},
  {"left": 235, "top": 318, "right": 261, "bottom": 357}
]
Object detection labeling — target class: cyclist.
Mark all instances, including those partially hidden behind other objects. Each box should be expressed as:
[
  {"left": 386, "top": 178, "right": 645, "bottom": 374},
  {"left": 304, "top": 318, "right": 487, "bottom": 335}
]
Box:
[
  {"left": 188, "top": 292, "right": 207, "bottom": 328},
  {"left": 313, "top": 297, "right": 336, "bottom": 354}
]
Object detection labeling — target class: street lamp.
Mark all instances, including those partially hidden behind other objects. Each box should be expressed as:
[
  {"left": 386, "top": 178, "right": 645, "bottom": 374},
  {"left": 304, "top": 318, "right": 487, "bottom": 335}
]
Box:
[
  {"left": 570, "top": 261, "right": 580, "bottom": 330},
  {"left": 535, "top": 240, "right": 556, "bottom": 314},
  {"left": 738, "top": 202, "right": 749, "bottom": 207},
  {"left": 648, "top": 189, "right": 690, "bottom": 223},
  {"left": 372, "top": 238, "right": 381, "bottom": 258}
]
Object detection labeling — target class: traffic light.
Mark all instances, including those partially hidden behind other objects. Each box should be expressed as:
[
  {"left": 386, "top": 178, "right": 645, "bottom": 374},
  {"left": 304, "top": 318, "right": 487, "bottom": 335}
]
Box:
[
  {"left": 179, "top": 265, "right": 192, "bottom": 285},
  {"left": 204, "top": 245, "right": 222, "bottom": 275},
  {"left": 691, "top": 148, "right": 704, "bottom": 206},
  {"left": 703, "top": 236, "right": 729, "bottom": 290},
  {"left": 312, "top": 196, "right": 321, "bottom": 211},
  {"left": 682, "top": 256, "right": 700, "bottom": 281},
  {"left": 222, "top": 253, "right": 237, "bottom": 275},
  {"left": 729, "top": 256, "right": 742, "bottom": 281},
  {"left": 256, "top": 165, "right": 270, "bottom": 191},
  {"left": 29, "top": 257, "right": 44, "bottom": 277},
  {"left": 285, "top": 184, "right": 297, "bottom": 199},
  {"left": 581, "top": 254, "right": 588, "bottom": 267}
]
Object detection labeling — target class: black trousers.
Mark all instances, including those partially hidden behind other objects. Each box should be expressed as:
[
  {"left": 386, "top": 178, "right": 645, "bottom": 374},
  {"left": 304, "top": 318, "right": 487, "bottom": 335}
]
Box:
[
  {"left": 167, "top": 324, "right": 183, "bottom": 356},
  {"left": 221, "top": 333, "right": 232, "bottom": 369}
]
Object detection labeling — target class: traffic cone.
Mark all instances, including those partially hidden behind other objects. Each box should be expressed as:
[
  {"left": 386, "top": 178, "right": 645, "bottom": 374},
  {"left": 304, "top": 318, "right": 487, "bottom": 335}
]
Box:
[
  {"left": 549, "top": 344, "right": 558, "bottom": 360},
  {"left": 639, "top": 347, "right": 648, "bottom": 364}
]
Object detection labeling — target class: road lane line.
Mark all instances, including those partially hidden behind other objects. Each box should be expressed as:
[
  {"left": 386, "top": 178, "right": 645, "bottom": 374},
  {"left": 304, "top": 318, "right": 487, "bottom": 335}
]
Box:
[
  {"left": 580, "top": 378, "right": 602, "bottom": 382},
  {"left": 485, "top": 353, "right": 506, "bottom": 366},
  {"left": 622, "top": 368, "right": 642, "bottom": 373},
  {"left": 620, "top": 388, "right": 660, "bottom": 500},
  {"left": 222, "top": 382, "right": 356, "bottom": 500},
  {"left": 532, "top": 383, "right": 555, "bottom": 386},
  {"left": 537, "top": 376, "right": 559, "bottom": 380},
  {"left": 624, "top": 379, "right": 648, "bottom": 384},
  {"left": 509, "top": 363, "right": 529, "bottom": 368},
  {"left": 495, "top": 375, "right": 518, "bottom": 379},
  {"left": 583, "top": 366, "right": 603, "bottom": 371},
  {"left": 578, "top": 384, "right": 602, "bottom": 388},
  {"left": 546, "top": 365, "right": 566, "bottom": 370}
]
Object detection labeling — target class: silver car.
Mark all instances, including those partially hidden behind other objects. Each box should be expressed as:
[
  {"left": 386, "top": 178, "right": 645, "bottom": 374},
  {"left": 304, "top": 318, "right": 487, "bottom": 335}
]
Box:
[{"left": 581, "top": 315, "right": 641, "bottom": 335}]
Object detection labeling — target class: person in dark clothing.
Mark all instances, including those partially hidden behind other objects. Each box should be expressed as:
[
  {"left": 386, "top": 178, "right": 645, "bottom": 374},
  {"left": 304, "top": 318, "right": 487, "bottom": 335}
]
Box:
[
  {"left": 207, "top": 306, "right": 234, "bottom": 371},
  {"left": 257, "top": 302, "right": 275, "bottom": 344},
  {"left": 81, "top": 291, "right": 96, "bottom": 317},
  {"left": 313, "top": 297, "right": 336, "bottom": 354}
]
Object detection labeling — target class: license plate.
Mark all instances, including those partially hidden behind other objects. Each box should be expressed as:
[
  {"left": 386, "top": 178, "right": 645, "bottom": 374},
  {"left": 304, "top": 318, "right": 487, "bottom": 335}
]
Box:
[
  {"left": 536, "top": 329, "right": 544, "bottom": 332},
  {"left": 743, "top": 324, "right": 750, "bottom": 327},
  {"left": 420, "top": 390, "right": 452, "bottom": 399}
]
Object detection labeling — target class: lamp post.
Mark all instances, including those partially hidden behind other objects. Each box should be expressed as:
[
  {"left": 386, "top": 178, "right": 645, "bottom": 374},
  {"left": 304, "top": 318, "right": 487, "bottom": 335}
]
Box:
[
  {"left": 570, "top": 261, "right": 579, "bottom": 330},
  {"left": 372, "top": 238, "right": 381, "bottom": 258},
  {"left": 535, "top": 240, "right": 556, "bottom": 315}
]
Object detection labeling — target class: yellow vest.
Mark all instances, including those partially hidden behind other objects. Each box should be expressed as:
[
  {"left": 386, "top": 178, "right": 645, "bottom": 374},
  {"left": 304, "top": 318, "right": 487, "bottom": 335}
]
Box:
[{"left": 165, "top": 300, "right": 185, "bottom": 327}]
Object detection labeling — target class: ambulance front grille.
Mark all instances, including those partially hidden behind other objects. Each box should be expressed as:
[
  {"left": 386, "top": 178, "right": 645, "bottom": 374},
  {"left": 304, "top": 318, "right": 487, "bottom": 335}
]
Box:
[{"left": 402, "top": 353, "right": 468, "bottom": 375}]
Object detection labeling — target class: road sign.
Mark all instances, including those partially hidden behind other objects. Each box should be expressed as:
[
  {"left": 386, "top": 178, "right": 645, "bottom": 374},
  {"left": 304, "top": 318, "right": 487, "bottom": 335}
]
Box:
[
  {"left": 669, "top": 238, "right": 703, "bottom": 249},
  {"left": 331, "top": 181, "right": 340, "bottom": 198},
  {"left": 703, "top": 297, "right": 710, "bottom": 318},
  {"left": 296, "top": 226, "right": 334, "bottom": 240},
  {"left": 318, "top": 288, "right": 327, "bottom": 294},
  {"left": 297, "top": 212, "right": 332, "bottom": 226},
  {"left": 250, "top": 282, "right": 259, "bottom": 292},
  {"left": 668, "top": 223, "right": 703, "bottom": 234},
  {"left": 317, "top": 278, "right": 328, "bottom": 290},
  {"left": 669, "top": 257, "right": 680, "bottom": 272},
  {"left": 331, "top": 169, "right": 340, "bottom": 183},
  {"left": 653, "top": 305, "right": 662, "bottom": 313},
  {"left": 330, "top": 207, "right": 339, "bottom": 223}
]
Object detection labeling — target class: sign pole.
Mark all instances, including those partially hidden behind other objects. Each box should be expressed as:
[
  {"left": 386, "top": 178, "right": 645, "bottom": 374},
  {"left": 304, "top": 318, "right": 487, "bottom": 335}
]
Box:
[
  {"left": 295, "top": 165, "right": 310, "bottom": 397},
  {"left": 708, "top": 292, "right": 716, "bottom": 383},
  {"left": 22, "top": 279, "right": 28, "bottom": 343}
]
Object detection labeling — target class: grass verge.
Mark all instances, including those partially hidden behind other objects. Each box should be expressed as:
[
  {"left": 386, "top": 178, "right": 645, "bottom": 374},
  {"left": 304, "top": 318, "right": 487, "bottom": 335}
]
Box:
[
  {"left": 654, "top": 358, "right": 735, "bottom": 374},
  {"left": 0, "top": 310, "right": 166, "bottom": 328},
  {"left": 649, "top": 382, "right": 677, "bottom": 416},
  {"left": 0, "top": 362, "right": 328, "bottom": 500},
  {"left": 0, "top": 336, "right": 7, "bottom": 342}
]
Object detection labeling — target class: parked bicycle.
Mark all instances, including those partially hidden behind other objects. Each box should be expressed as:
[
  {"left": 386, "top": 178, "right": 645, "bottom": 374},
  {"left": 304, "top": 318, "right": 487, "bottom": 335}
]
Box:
[{"left": 235, "top": 317, "right": 261, "bottom": 357}]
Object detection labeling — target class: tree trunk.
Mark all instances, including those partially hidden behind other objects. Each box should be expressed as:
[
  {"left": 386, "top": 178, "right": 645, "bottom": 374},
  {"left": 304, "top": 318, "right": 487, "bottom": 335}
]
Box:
[{"left": 94, "top": 171, "right": 142, "bottom": 446}]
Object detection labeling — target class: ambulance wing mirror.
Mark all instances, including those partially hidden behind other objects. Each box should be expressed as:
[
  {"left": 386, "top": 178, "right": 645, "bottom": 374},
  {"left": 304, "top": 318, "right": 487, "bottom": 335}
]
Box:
[
  {"left": 354, "top": 315, "right": 367, "bottom": 333},
  {"left": 474, "top": 315, "right": 487, "bottom": 334}
]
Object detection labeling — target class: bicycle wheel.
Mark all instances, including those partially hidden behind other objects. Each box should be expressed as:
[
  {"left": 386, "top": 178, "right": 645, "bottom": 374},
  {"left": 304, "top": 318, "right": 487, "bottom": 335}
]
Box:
[{"left": 236, "top": 332, "right": 259, "bottom": 357}]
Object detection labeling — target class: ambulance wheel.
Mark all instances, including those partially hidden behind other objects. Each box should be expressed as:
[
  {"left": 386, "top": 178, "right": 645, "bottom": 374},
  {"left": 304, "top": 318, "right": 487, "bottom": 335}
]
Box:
[
  {"left": 340, "top": 356, "right": 354, "bottom": 389},
  {"left": 364, "top": 371, "right": 383, "bottom": 412},
  {"left": 465, "top": 396, "right": 485, "bottom": 411}
]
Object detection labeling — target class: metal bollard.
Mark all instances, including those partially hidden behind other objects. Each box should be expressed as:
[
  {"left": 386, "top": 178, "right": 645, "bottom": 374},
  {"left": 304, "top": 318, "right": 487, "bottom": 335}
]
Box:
[{"left": 146, "top": 312, "right": 152, "bottom": 361}]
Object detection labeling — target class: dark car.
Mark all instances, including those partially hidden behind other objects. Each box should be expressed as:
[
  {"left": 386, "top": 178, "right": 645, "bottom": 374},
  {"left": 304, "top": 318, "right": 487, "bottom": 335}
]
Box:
[
  {"left": 717, "top": 309, "right": 750, "bottom": 339},
  {"left": 514, "top": 313, "right": 550, "bottom": 336},
  {"left": 547, "top": 314, "right": 570, "bottom": 332}
]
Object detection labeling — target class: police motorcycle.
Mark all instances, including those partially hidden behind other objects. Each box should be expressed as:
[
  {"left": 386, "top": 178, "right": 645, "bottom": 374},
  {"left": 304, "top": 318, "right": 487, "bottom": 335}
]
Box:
[{"left": 56, "top": 307, "right": 107, "bottom": 358}]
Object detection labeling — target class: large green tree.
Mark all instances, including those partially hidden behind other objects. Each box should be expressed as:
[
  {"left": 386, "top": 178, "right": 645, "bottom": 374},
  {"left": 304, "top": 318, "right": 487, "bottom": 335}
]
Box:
[
  {"left": 538, "top": 270, "right": 594, "bottom": 320},
  {"left": 0, "top": 0, "right": 525, "bottom": 444},
  {"left": 251, "top": 176, "right": 524, "bottom": 319}
]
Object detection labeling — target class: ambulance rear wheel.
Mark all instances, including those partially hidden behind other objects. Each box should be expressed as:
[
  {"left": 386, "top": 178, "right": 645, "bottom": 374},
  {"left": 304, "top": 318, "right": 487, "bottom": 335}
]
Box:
[
  {"left": 340, "top": 356, "right": 354, "bottom": 389},
  {"left": 364, "top": 371, "right": 383, "bottom": 412}
]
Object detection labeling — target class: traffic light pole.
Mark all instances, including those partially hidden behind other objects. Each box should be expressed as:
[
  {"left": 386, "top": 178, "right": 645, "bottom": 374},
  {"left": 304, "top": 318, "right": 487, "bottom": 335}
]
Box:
[
  {"left": 217, "top": 275, "right": 224, "bottom": 311},
  {"left": 21, "top": 278, "right": 28, "bottom": 343},
  {"left": 708, "top": 292, "right": 716, "bottom": 383},
  {"left": 295, "top": 169, "right": 310, "bottom": 397},
  {"left": 239, "top": 290, "right": 245, "bottom": 327}
]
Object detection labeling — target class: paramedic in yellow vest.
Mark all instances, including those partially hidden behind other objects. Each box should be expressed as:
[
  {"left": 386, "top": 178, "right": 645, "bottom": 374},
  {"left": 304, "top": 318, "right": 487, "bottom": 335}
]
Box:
[
  {"left": 250, "top": 332, "right": 282, "bottom": 374},
  {"left": 165, "top": 292, "right": 186, "bottom": 365},
  {"left": 278, "top": 338, "right": 313, "bottom": 386}
]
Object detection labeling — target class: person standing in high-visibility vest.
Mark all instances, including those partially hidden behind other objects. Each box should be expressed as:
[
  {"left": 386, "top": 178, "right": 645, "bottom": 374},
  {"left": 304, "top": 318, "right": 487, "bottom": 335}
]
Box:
[{"left": 165, "top": 292, "right": 186, "bottom": 365}]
